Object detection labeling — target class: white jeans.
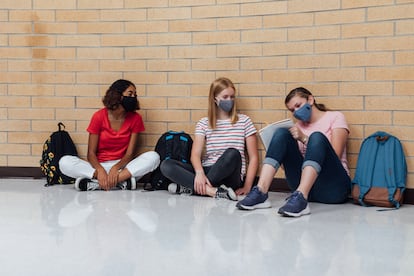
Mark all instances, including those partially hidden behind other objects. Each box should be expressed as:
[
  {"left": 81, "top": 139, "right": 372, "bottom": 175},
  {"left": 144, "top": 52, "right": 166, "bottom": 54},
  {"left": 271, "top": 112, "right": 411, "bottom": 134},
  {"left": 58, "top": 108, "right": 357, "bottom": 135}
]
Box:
[{"left": 59, "top": 151, "right": 160, "bottom": 180}]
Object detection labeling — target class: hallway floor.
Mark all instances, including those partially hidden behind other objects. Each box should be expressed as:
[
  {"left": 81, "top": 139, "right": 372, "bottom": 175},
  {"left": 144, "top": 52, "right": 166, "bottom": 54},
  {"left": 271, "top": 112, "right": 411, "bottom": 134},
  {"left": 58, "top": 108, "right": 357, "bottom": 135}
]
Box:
[{"left": 1, "top": 178, "right": 413, "bottom": 276}]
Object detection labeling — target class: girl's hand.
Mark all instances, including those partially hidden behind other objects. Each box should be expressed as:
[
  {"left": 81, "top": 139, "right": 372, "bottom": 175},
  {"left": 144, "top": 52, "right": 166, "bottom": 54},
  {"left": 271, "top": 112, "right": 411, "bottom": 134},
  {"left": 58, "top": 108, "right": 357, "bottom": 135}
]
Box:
[
  {"left": 107, "top": 166, "right": 120, "bottom": 190},
  {"left": 236, "top": 186, "right": 251, "bottom": 196},
  {"left": 289, "top": 126, "right": 305, "bottom": 142},
  {"left": 194, "top": 172, "right": 207, "bottom": 195},
  {"left": 96, "top": 168, "right": 109, "bottom": 190}
]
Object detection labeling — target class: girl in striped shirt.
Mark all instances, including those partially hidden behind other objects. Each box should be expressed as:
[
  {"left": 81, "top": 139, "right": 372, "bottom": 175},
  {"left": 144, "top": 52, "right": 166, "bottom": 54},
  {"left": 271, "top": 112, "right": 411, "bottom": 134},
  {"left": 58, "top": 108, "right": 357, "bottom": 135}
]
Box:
[{"left": 160, "top": 77, "right": 259, "bottom": 200}]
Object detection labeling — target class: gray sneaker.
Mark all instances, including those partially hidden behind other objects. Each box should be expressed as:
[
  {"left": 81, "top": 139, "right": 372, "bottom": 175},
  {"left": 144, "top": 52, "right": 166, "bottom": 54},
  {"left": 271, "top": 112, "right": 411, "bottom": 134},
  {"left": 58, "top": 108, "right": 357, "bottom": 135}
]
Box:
[
  {"left": 168, "top": 183, "right": 192, "bottom": 195},
  {"left": 215, "top": 185, "right": 237, "bottom": 201},
  {"left": 75, "top": 178, "right": 100, "bottom": 191},
  {"left": 117, "top": 177, "right": 137, "bottom": 190}
]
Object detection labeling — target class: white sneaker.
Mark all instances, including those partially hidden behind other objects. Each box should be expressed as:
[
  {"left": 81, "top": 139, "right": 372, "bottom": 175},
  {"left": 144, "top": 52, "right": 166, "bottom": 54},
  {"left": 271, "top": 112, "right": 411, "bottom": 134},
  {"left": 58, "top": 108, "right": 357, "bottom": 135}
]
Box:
[
  {"left": 117, "top": 177, "right": 137, "bottom": 190},
  {"left": 215, "top": 185, "right": 237, "bottom": 201},
  {"left": 75, "top": 178, "right": 100, "bottom": 191}
]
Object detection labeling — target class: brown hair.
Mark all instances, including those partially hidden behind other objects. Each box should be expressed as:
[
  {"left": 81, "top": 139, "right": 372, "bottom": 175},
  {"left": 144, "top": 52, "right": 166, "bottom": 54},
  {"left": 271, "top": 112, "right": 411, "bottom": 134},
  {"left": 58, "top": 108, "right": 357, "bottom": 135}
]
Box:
[
  {"left": 208, "top": 77, "right": 238, "bottom": 129},
  {"left": 285, "top": 87, "right": 328, "bottom": 111},
  {"left": 102, "top": 79, "right": 140, "bottom": 111}
]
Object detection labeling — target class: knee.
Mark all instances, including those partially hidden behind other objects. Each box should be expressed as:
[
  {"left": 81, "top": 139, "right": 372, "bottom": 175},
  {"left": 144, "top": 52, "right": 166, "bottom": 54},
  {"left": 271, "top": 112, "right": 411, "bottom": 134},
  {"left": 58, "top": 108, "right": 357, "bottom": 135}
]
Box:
[
  {"left": 160, "top": 159, "right": 174, "bottom": 176},
  {"left": 223, "top": 148, "right": 241, "bottom": 162},
  {"left": 59, "top": 155, "right": 77, "bottom": 168},
  {"left": 308, "top": 132, "right": 328, "bottom": 147},
  {"left": 141, "top": 151, "right": 160, "bottom": 166}
]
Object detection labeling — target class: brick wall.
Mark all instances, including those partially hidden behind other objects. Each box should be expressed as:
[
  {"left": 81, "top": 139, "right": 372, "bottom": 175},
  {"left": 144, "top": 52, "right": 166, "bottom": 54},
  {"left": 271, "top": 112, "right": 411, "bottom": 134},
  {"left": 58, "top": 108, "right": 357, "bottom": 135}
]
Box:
[{"left": 0, "top": 0, "right": 413, "bottom": 188}]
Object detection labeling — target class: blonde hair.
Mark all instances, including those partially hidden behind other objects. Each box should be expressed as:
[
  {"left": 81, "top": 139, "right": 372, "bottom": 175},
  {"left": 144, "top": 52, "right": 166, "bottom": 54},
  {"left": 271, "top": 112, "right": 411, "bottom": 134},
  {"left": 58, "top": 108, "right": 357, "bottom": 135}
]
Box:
[{"left": 208, "top": 77, "right": 238, "bottom": 129}]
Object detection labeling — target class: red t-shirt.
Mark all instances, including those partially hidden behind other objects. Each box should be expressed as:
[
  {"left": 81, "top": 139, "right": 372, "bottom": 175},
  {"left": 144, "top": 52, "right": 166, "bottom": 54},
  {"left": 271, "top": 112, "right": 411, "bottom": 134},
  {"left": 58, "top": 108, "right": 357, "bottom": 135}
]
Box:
[{"left": 87, "top": 108, "right": 145, "bottom": 162}]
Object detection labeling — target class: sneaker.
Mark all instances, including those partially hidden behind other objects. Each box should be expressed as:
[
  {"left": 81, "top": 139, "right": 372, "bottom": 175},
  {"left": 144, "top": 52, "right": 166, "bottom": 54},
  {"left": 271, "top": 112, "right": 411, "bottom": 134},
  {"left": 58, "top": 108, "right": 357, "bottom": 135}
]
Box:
[
  {"left": 215, "top": 185, "right": 237, "bottom": 201},
  {"left": 168, "top": 183, "right": 192, "bottom": 195},
  {"left": 236, "top": 186, "right": 271, "bottom": 210},
  {"left": 278, "top": 190, "right": 310, "bottom": 217},
  {"left": 117, "top": 177, "right": 137, "bottom": 190},
  {"left": 75, "top": 178, "right": 100, "bottom": 191}
]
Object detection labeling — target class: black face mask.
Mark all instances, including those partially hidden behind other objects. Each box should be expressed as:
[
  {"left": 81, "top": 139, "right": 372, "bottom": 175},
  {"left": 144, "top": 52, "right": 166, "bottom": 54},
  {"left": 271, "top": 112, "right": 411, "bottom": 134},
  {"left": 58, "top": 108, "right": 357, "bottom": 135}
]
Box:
[{"left": 121, "top": 96, "right": 138, "bottom": 112}]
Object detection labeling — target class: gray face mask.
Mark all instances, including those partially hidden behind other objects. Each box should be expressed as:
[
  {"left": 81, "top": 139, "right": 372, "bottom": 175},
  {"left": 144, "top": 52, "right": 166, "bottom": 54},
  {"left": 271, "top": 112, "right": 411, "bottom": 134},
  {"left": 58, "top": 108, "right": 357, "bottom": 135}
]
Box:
[{"left": 216, "top": 98, "right": 234, "bottom": 113}]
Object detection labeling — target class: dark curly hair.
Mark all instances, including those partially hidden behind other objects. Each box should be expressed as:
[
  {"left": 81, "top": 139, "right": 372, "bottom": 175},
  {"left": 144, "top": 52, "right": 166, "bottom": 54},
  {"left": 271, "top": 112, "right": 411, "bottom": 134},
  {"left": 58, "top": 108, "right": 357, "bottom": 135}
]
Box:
[{"left": 102, "top": 79, "right": 140, "bottom": 111}]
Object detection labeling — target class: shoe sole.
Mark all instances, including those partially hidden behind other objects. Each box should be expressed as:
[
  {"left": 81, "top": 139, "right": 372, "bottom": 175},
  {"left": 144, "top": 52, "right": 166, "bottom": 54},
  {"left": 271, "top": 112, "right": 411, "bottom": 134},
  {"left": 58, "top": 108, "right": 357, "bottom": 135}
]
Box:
[
  {"left": 281, "top": 205, "right": 311, "bottom": 217},
  {"left": 236, "top": 200, "right": 272, "bottom": 210}
]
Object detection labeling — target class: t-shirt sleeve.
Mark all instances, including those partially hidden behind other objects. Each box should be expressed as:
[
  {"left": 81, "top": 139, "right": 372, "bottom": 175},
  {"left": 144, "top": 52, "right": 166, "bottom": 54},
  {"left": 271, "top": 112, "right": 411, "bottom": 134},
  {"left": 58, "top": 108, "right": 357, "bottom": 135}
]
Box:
[
  {"left": 332, "top": 111, "right": 349, "bottom": 133},
  {"left": 195, "top": 118, "right": 207, "bottom": 136},
  {"left": 244, "top": 115, "right": 257, "bottom": 137},
  {"left": 131, "top": 113, "right": 145, "bottom": 133},
  {"left": 87, "top": 110, "right": 103, "bottom": 134}
]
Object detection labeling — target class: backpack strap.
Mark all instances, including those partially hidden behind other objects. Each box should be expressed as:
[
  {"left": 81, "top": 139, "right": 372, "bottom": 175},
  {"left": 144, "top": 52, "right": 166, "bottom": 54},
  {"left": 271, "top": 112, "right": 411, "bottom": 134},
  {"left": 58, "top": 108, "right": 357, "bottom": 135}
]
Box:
[
  {"left": 58, "top": 122, "right": 65, "bottom": 131},
  {"left": 179, "top": 135, "right": 190, "bottom": 163}
]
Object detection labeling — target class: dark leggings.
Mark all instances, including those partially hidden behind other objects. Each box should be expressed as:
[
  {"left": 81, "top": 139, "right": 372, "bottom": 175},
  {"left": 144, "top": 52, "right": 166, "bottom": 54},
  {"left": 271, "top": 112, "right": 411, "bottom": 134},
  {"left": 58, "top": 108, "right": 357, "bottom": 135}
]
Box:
[{"left": 160, "top": 148, "right": 243, "bottom": 193}]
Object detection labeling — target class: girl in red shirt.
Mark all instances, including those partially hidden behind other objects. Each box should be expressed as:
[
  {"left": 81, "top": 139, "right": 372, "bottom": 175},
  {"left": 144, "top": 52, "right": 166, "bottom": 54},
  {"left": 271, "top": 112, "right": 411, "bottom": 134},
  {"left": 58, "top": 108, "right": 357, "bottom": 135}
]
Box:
[{"left": 60, "top": 79, "right": 160, "bottom": 191}]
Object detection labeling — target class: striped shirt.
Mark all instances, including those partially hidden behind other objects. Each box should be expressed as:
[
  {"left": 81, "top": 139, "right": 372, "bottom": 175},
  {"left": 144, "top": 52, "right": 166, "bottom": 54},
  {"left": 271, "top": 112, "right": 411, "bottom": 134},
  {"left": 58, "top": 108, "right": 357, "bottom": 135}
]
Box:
[{"left": 195, "top": 113, "right": 257, "bottom": 176}]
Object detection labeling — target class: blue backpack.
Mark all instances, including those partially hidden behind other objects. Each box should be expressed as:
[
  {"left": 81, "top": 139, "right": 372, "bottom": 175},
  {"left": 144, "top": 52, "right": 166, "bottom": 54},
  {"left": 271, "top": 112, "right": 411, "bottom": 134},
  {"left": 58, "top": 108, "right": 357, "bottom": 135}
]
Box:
[{"left": 352, "top": 131, "right": 407, "bottom": 208}]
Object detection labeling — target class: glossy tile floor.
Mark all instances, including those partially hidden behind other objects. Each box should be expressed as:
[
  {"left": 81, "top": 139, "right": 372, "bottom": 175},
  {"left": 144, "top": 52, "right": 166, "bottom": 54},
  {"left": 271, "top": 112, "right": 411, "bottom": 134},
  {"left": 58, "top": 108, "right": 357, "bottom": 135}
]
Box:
[{"left": 1, "top": 178, "right": 413, "bottom": 276}]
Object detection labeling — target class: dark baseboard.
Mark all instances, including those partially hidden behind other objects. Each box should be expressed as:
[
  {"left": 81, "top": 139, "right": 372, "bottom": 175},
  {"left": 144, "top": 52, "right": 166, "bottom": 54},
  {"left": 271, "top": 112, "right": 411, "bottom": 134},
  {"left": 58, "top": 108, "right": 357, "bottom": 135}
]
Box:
[{"left": 1, "top": 166, "right": 413, "bottom": 205}]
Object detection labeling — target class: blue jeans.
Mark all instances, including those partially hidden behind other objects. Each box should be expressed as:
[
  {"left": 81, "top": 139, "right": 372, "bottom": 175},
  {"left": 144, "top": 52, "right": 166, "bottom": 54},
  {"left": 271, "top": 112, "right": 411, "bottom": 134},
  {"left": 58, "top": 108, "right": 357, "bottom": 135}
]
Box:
[
  {"left": 264, "top": 128, "right": 350, "bottom": 203},
  {"left": 160, "top": 148, "right": 243, "bottom": 192}
]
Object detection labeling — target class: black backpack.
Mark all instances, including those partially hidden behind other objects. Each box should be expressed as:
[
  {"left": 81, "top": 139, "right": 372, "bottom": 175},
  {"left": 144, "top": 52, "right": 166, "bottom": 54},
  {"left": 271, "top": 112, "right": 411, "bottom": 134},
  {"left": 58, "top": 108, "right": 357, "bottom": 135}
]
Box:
[
  {"left": 146, "top": 131, "right": 193, "bottom": 191},
  {"left": 40, "top": 122, "right": 78, "bottom": 186}
]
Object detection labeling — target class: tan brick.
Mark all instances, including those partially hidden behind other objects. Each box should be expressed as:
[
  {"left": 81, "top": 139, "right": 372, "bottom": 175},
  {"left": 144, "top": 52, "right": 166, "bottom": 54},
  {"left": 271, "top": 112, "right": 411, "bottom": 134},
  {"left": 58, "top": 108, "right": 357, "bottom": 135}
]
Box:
[
  {"left": 100, "top": 9, "right": 147, "bottom": 21},
  {"left": 394, "top": 111, "right": 414, "bottom": 126},
  {"left": 57, "top": 35, "right": 100, "bottom": 47},
  {"left": 56, "top": 10, "right": 99, "bottom": 22},
  {"left": 0, "top": 23, "right": 31, "bottom": 34},
  {"left": 32, "top": 72, "right": 75, "bottom": 84},
  {"left": 148, "top": 58, "right": 191, "bottom": 72},
  {"left": 365, "top": 125, "right": 414, "bottom": 141},
  {"left": 146, "top": 85, "right": 191, "bottom": 97},
  {"left": 34, "top": 23, "right": 77, "bottom": 34},
  {"left": 56, "top": 108, "right": 95, "bottom": 121},
  {"left": 192, "top": 58, "right": 239, "bottom": 71},
  {"left": 192, "top": 5, "right": 240, "bottom": 19},
  {"left": 368, "top": 4, "right": 414, "bottom": 21},
  {"left": 395, "top": 82, "right": 414, "bottom": 96},
  {"left": 342, "top": 0, "right": 393, "bottom": 9},
  {"left": 341, "top": 52, "right": 393, "bottom": 67},
  {"left": 367, "top": 66, "right": 414, "bottom": 81},
  {"left": 396, "top": 19, "right": 414, "bottom": 35},
  {"left": 75, "top": 97, "right": 102, "bottom": 109},
  {"left": 239, "top": 83, "right": 287, "bottom": 97},
  {"left": 34, "top": 0, "right": 76, "bottom": 9},
  {"left": 396, "top": 51, "right": 414, "bottom": 65},
  {"left": 0, "top": 48, "right": 31, "bottom": 59},
  {"left": 191, "top": 110, "right": 208, "bottom": 121},
  {"left": 8, "top": 156, "right": 44, "bottom": 167},
  {"left": 289, "top": 25, "right": 340, "bottom": 41},
  {"left": 367, "top": 36, "right": 414, "bottom": 51},
  {"left": 242, "top": 29, "right": 286, "bottom": 43},
  {"left": 32, "top": 48, "right": 76, "bottom": 59},
  {"left": 169, "top": 46, "right": 216, "bottom": 58},
  {"left": 125, "top": 0, "right": 168, "bottom": 8},
  {"left": 125, "top": 21, "right": 169, "bottom": 33},
  {"left": 342, "top": 22, "right": 394, "bottom": 38},
  {"left": 0, "top": 143, "right": 31, "bottom": 154},
  {"left": 101, "top": 34, "right": 147, "bottom": 47},
  {"left": 9, "top": 35, "right": 55, "bottom": 47},
  {"left": 167, "top": 97, "right": 205, "bottom": 109},
  {"left": 32, "top": 97, "right": 75, "bottom": 109},
  {"left": 366, "top": 96, "right": 414, "bottom": 111},
  {"left": 315, "top": 9, "right": 365, "bottom": 25},
  {"left": 315, "top": 39, "right": 365, "bottom": 53},
  {"left": 0, "top": 35, "right": 7, "bottom": 46},
  {"left": 344, "top": 111, "right": 392, "bottom": 125},
  {"left": 264, "top": 13, "right": 313, "bottom": 28},
  {"left": 55, "top": 85, "right": 100, "bottom": 97},
  {"left": 148, "top": 33, "right": 192, "bottom": 46},
  {"left": 77, "top": 48, "right": 123, "bottom": 59},
  {"left": 140, "top": 97, "right": 168, "bottom": 109},
  {"left": 0, "top": 0, "right": 31, "bottom": 9},
  {"left": 168, "top": 72, "right": 216, "bottom": 84},
  {"left": 217, "top": 17, "right": 262, "bottom": 30},
  {"left": 56, "top": 60, "right": 99, "bottom": 72},
  {"left": 288, "top": 54, "right": 340, "bottom": 68},
  {"left": 288, "top": 0, "right": 340, "bottom": 13},
  {"left": 323, "top": 97, "right": 364, "bottom": 110},
  {"left": 263, "top": 69, "right": 313, "bottom": 83},
  {"left": 124, "top": 72, "right": 168, "bottom": 85},
  {"left": 76, "top": 72, "right": 123, "bottom": 85},
  {"left": 147, "top": 110, "right": 190, "bottom": 122},
  {"left": 218, "top": 44, "right": 263, "bottom": 57},
  {"left": 264, "top": 41, "right": 314, "bottom": 56},
  {"left": 126, "top": 47, "right": 168, "bottom": 59},
  {"left": 100, "top": 60, "right": 146, "bottom": 72},
  {"left": 193, "top": 31, "right": 240, "bottom": 45},
  {"left": 148, "top": 7, "right": 191, "bottom": 20},
  {"left": 8, "top": 60, "right": 54, "bottom": 72},
  {"left": 340, "top": 82, "right": 393, "bottom": 96},
  {"left": 315, "top": 68, "right": 365, "bottom": 81},
  {"left": 241, "top": 1, "right": 287, "bottom": 16},
  {"left": 0, "top": 120, "right": 30, "bottom": 131},
  {"left": 241, "top": 56, "right": 286, "bottom": 70},
  {"left": 0, "top": 72, "right": 31, "bottom": 83},
  {"left": 169, "top": 19, "right": 216, "bottom": 32}
]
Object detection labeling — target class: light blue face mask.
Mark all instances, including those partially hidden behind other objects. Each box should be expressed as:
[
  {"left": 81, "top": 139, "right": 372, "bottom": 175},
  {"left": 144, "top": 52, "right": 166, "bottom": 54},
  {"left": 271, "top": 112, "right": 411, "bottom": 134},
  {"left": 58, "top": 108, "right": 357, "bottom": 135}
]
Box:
[
  {"left": 293, "top": 103, "right": 312, "bottom": 122},
  {"left": 216, "top": 98, "right": 234, "bottom": 113}
]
